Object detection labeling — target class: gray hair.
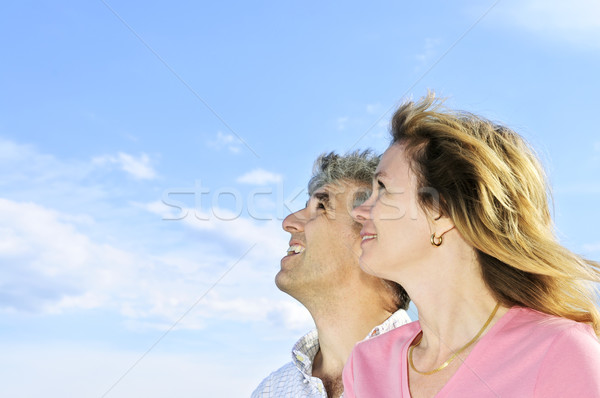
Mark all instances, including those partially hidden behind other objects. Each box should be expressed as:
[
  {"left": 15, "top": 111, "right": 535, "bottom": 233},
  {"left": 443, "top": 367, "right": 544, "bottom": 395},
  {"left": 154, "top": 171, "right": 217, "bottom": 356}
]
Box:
[{"left": 307, "top": 150, "right": 380, "bottom": 196}]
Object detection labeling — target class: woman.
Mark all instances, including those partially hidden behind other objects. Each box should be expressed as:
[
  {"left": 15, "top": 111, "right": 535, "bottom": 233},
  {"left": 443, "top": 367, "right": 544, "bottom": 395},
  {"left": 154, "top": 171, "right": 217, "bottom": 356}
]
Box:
[{"left": 343, "top": 93, "right": 600, "bottom": 397}]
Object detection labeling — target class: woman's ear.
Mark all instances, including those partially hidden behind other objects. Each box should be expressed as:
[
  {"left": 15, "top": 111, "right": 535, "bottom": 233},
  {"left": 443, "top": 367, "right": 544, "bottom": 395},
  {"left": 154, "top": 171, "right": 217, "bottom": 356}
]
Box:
[
  {"left": 434, "top": 215, "right": 456, "bottom": 237},
  {"left": 427, "top": 208, "right": 455, "bottom": 237}
]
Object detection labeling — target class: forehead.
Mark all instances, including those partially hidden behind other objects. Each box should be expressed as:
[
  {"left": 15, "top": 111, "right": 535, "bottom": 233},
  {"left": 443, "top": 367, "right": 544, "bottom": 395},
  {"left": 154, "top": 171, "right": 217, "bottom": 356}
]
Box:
[
  {"left": 311, "top": 180, "right": 363, "bottom": 200},
  {"left": 376, "top": 144, "right": 411, "bottom": 182}
]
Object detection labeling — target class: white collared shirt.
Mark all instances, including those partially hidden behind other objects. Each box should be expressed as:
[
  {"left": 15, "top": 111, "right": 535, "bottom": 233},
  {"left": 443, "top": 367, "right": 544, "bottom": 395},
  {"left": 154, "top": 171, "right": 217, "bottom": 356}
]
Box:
[{"left": 251, "top": 309, "right": 411, "bottom": 398}]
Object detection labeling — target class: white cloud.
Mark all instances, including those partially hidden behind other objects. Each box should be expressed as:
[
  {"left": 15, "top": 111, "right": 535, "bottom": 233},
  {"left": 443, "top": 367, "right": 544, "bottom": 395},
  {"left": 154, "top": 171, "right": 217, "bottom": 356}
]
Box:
[
  {"left": 92, "top": 152, "right": 157, "bottom": 180},
  {"left": 134, "top": 200, "right": 177, "bottom": 219},
  {"left": 0, "top": 198, "right": 153, "bottom": 313},
  {"left": 137, "top": 200, "right": 314, "bottom": 327},
  {"left": 0, "top": 138, "right": 90, "bottom": 185},
  {"left": 236, "top": 168, "right": 282, "bottom": 185},
  {"left": 0, "top": 137, "right": 308, "bottom": 338},
  {"left": 0, "top": 196, "right": 306, "bottom": 332},
  {"left": 201, "top": 292, "right": 312, "bottom": 329},
  {"left": 117, "top": 153, "right": 156, "bottom": 180},
  {"left": 0, "top": 138, "right": 37, "bottom": 163},
  {"left": 174, "top": 205, "right": 287, "bottom": 257},
  {"left": 493, "top": 0, "right": 600, "bottom": 48},
  {"left": 207, "top": 131, "right": 242, "bottom": 153},
  {"left": 145, "top": 195, "right": 289, "bottom": 237},
  {"left": 0, "top": 139, "right": 155, "bottom": 184}
]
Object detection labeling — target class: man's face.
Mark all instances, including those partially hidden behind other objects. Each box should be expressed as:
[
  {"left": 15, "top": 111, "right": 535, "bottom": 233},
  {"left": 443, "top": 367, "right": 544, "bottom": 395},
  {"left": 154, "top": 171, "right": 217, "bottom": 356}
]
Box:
[{"left": 275, "top": 181, "right": 369, "bottom": 301}]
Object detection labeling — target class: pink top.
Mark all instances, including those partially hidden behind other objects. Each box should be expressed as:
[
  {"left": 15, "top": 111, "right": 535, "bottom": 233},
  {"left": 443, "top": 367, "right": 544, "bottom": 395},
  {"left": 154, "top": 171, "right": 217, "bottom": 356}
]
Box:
[{"left": 343, "top": 306, "right": 600, "bottom": 397}]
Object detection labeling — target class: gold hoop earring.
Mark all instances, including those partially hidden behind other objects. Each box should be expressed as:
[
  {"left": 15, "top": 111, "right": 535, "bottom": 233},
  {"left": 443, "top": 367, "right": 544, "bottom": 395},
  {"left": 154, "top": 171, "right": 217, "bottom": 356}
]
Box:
[{"left": 430, "top": 233, "right": 443, "bottom": 247}]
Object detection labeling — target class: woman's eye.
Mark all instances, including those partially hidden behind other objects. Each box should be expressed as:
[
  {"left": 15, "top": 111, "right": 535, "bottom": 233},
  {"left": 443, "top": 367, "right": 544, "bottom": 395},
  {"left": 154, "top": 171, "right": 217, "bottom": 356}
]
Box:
[
  {"left": 316, "top": 202, "right": 326, "bottom": 210},
  {"left": 377, "top": 180, "right": 386, "bottom": 191}
]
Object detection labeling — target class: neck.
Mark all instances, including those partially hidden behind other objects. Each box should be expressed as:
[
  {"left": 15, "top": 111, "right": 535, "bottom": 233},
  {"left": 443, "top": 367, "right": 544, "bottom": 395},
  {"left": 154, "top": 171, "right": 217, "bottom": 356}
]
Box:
[
  {"left": 415, "top": 291, "right": 505, "bottom": 352},
  {"left": 397, "top": 236, "right": 507, "bottom": 352},
  {"left": 306, "top": 290, "right": 395, "bottom": 379}
]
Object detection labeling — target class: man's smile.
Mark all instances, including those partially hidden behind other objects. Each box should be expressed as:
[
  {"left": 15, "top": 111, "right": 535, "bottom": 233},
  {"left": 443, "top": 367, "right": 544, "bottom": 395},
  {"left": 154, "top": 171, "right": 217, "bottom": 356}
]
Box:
[{"left": 286, "top": 244, "right": 305, "bottom": 256}]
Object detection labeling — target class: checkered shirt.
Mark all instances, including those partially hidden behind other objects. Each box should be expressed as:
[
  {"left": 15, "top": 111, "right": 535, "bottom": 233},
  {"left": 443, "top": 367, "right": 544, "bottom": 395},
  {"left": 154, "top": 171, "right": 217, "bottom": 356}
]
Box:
[{"left": 251, "top": 309, "right": 411, "bottom": 398}]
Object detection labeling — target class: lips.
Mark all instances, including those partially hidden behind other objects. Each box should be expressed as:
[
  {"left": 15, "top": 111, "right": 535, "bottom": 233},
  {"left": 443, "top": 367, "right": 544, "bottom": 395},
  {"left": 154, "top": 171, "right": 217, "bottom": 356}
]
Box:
[
  {"left": 285, "top": 239, "right": 305, "bottom": 256},
  {"left": 360, "top": 230, "right": 377, "bottom": 243},
  {"left": 286, "top": 244, "right": 305, "bottom": 256}
]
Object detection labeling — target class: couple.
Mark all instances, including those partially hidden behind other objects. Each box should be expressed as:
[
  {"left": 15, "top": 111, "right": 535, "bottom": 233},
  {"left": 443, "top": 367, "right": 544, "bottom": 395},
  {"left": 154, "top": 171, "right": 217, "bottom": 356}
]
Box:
[{"left": 253, "top": 93, "right": 600, "bottom": 397}]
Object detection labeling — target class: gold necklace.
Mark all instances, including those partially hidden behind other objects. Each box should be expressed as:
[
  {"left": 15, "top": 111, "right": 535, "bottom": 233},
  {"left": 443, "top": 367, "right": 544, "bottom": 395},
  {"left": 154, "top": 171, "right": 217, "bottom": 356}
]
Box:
[{"left": 408, "top": 302, "right": 500, "bottom": 375}]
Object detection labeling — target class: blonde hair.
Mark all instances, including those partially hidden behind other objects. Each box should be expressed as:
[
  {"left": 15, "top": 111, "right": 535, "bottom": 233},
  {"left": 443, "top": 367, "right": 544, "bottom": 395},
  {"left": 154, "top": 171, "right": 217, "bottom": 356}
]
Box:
[{"left": 391, "top": 93, "right": 600, "bottom": 335}]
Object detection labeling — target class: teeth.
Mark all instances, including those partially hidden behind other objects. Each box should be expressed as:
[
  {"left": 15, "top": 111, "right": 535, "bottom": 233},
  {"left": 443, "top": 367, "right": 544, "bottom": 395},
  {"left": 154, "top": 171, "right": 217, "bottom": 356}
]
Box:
[
  {"left": 362, "top": 234, "right": 377, "bottom": 241},
  {"left": 286, "top": 244, "right": 305, "bottom": 255}
]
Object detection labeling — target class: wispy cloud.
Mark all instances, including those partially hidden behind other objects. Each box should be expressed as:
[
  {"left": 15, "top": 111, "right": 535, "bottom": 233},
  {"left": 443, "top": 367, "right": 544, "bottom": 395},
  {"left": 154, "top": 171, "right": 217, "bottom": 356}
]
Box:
[
  {"left": 582, "top": 242, "right": 600, "bottom": 253},
  {"left": 493, "top": 0, "right": 600, "bottom": 48},
  {"left": 366, "top": 103, "right": 382, "bottom": 115},
  {"left": 588, "top": 141, "right": 600, "bottom": 167},
  {"left": 553, "top": 182, "right": 600, "bottom": 195},
  {"left": 337, "top": 116, "right": 349, "bottom": 131},
  {"left": 143, "top": 200, "right": 287, "bottom": 255},
  {"left": 415, "top": 38, "right": 441, "bottom": 69},
  {"left": 207, "top": 131, "right": 242, "bottom": 153},
  {"left": 92, "top": 152, "right": 157, "bottom": 180},
  {"left": 0, "top": 342, "right": 273, "bottom": 397},
  {"left": 236, "top": 168, "right": 282, "bottom": 185},
  {"left": 0, "top": 137, "right": 90, "bottom": 185}
]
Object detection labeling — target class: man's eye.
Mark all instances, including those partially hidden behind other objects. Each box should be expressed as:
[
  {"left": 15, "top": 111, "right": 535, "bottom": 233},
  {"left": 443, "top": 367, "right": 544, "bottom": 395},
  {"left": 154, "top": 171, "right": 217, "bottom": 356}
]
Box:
[
  {"left": 377, "top": 180, "right": 386, "bottom": 190},
  {"left": 316, "top": 202, "right": 326, "bottom": 210}
]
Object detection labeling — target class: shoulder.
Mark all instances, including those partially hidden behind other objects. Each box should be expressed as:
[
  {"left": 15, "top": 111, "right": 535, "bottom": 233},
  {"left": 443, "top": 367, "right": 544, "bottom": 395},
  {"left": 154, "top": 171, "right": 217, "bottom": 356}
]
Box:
[
  {"left": 533, "top": 324, "right": 600, "bottom": 396},
  {"left": 365, "top": 308, "right": 412, "bottom": 339},
  {"left": 343, "top": 321, "right": 419, "bottom": 398},
  {"left": 503, "top": 307, "right": 597, "bottom": 342},
  {"left": 506, "top": 308, "right": 600, "bottom": 396},
  {"left": 251, "top": 362, "right": 299, "bottom": 398},
  {"left": 537, "top": 317, "right": 600, "bottom": 366},
  {"left": 353, "top": 320, "right": 420, "bottom": 359},
  {"left": 490, "top": 307, "right": 599, "bottom": 360}
]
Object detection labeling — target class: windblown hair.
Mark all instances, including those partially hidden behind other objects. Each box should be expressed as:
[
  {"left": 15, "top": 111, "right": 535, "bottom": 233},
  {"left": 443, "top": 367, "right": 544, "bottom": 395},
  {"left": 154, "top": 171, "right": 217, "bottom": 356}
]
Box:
[
  {"left": 309, "top": 150, "right": 410, "bottom": 310},
  {"left": 390, "top": 92, "right": 600, "bottom": 334},
  {"left": 308, "top": 150, "right": 379, "bottom": 195}
]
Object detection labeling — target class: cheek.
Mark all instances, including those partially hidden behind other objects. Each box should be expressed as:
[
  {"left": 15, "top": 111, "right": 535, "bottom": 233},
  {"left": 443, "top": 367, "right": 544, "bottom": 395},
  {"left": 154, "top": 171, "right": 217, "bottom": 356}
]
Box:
[
  {"left": 378, "top": 218, "right": 428, "bottom": 256},
  {"left": 374, "top": 195, "right": 408, "bottom": 222}
]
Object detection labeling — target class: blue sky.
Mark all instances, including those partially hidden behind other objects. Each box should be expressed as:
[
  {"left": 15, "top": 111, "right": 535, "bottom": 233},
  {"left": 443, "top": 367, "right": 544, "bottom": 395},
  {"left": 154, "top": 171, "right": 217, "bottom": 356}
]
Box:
[{"left": 1, "top": 0, "right": 599, "bottom": 396}]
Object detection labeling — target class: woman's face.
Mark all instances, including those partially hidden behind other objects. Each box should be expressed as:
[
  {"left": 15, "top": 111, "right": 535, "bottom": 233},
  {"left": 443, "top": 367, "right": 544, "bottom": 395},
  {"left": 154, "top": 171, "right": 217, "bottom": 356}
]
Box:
[{"left": 352, "top": 144, "right": 434, "bottom": 281}]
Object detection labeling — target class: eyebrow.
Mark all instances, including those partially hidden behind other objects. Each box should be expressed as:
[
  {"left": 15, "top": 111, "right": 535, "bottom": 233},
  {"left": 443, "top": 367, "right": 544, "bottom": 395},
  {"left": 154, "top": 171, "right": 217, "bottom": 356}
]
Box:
[{"left": 314, "top": 191, "right": 330, "bottom": 205}]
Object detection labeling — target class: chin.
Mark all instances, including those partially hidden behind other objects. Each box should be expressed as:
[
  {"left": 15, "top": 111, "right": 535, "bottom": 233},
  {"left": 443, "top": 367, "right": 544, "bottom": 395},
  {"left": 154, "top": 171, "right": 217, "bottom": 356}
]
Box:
[
  {"left": 275, "top": 271, "right": 297, "bottom": 295},
  {"left": 359, "top": 258, "right": 380, "bottom": 278},
  {"left": 274, "top": 270, "right": 287, "bottom": 290}
]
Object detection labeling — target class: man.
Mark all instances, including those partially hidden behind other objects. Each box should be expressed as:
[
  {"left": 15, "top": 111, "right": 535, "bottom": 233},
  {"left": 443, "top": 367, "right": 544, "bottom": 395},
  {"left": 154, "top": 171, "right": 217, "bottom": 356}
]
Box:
[{"left": 252, "top": 151, "right": 411, "bottom": 398}]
